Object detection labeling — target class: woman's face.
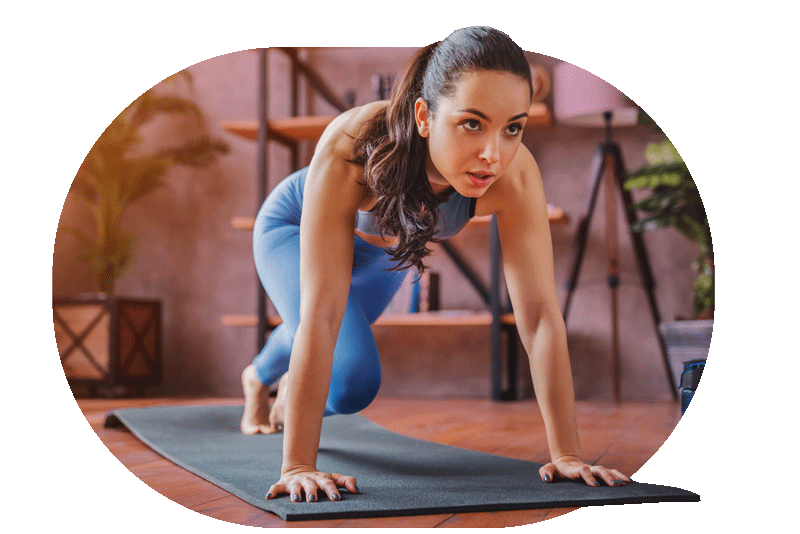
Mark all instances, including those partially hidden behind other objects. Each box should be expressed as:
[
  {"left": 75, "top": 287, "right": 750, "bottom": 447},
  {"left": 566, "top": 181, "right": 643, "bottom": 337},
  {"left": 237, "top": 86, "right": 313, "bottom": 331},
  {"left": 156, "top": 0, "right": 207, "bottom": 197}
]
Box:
[{"left": 415, "top": 70, "right": 531, "bottom": 197}]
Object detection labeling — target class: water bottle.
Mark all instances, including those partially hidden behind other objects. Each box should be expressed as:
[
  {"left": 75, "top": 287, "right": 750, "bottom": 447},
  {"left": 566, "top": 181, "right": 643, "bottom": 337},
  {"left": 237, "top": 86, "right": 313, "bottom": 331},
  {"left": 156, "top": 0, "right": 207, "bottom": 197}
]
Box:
[{"left": 680, "top": 359, "right": 705, "bottom": 415}]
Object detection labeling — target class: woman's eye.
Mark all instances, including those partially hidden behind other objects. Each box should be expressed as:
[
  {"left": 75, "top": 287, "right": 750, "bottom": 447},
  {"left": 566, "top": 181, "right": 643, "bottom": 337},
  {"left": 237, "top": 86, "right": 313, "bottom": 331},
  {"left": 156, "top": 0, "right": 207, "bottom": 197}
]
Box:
[
  {"left": 463, "top": 119, "right": 481, "bottom": 131},
  {"left": 506, "top": 123, "right": 522, "bottom": 136}
]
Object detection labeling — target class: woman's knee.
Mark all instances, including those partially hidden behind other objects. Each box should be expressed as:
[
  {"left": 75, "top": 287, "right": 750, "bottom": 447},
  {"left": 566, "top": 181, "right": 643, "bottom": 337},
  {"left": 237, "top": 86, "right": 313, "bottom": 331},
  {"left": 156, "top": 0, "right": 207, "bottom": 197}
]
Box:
[
  {"left": 326, "top": 299, "right": 382, "bottom": 414},
  {"left": 326, "top": 372, "right": 381, "bottom": 415}
]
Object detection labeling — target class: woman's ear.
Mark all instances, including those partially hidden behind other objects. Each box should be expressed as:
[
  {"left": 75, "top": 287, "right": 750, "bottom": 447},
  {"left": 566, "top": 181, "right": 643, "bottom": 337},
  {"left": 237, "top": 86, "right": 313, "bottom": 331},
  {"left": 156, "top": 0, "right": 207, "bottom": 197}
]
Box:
[{"left": 414, "top": 97, "right": 430, "bottom": 138}]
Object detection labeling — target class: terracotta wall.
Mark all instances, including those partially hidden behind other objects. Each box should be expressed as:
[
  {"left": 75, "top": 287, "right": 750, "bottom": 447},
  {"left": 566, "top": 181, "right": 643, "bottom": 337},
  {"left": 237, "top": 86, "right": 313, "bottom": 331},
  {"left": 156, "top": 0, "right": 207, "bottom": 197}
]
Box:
[{"left": 52, "top": 47, "right": 702, "bottom": 401}]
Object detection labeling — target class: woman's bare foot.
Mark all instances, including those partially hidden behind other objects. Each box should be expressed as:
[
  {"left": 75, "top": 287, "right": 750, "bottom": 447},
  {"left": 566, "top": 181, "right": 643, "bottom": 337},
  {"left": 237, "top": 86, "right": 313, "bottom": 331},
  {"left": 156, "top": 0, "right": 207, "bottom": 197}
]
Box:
[
  {"left": 268, "top": 372, "right": 288, "bottom": 433},
  {"left": 240, "top": 365, "right": 274, "bottom": 434}
]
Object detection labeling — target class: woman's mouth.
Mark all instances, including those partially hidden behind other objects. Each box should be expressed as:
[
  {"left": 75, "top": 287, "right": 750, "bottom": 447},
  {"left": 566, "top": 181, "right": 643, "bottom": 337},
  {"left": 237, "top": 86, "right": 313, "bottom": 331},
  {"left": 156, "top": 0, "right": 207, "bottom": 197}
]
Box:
[{"left": 467, "top": 171, "right": 494, "bottom": 187}]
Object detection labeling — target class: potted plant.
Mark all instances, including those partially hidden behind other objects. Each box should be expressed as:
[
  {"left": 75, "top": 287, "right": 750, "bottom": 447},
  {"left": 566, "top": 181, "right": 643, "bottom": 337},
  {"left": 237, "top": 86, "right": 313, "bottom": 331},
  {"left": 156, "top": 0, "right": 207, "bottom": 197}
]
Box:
[
  {"left": 623, "top": 111, "right": 714, "bottom": 403},
  {"left": 53, "top": 70, "right": 229, "bottom": 395}
]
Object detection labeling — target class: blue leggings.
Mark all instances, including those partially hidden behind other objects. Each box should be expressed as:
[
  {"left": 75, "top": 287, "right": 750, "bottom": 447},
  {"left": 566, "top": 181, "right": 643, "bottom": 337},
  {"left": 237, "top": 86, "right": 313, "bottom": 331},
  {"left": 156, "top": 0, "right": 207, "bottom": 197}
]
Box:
[{"left": 251, "top": 168, "right": 406, "bottom": 416}]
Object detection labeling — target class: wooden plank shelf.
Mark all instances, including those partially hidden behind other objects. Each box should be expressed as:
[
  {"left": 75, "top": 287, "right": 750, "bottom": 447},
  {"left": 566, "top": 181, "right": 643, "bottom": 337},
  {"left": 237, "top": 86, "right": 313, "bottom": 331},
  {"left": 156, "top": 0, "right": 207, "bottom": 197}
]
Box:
[
  {"left": 222, "top": 311, "right": 516, "bottom": 328},
  {"left": 524, "top": 102, "right": 552, "bottom": 129},
  {"left": 221, "top": 116, "right": 335, "bottom": 143}
]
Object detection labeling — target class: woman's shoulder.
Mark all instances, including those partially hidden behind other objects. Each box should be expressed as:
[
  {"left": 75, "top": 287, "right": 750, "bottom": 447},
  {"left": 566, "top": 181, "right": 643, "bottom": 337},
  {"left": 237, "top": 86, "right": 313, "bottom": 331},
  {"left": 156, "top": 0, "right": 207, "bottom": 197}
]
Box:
[
  {"left": 306, "top": 102, "right": 388, "bottom": 204},
  {"left": 317, "top": 101, "right": 388, "bottom": 156}
]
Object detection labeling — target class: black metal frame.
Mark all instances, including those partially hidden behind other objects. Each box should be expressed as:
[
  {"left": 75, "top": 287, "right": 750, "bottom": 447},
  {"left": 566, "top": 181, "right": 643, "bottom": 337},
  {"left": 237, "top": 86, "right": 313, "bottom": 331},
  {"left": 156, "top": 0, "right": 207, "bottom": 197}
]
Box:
[{"left": 255, "top": 48, "right": 352, "bottom": 349}]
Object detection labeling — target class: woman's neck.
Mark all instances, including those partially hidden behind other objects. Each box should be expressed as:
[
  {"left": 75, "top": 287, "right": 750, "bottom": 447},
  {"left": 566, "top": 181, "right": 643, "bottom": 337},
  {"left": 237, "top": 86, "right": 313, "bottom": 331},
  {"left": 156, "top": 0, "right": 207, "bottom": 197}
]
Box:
[{"left": 425, "top": 152, "right": 452, "bottom": 195}]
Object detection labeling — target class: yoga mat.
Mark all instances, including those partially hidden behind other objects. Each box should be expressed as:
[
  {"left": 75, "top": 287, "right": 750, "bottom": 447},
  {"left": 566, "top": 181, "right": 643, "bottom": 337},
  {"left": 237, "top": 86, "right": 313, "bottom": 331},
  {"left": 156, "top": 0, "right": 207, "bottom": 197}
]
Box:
[{"left": 104, "top": 405, "right": 698, "bottom": 521}]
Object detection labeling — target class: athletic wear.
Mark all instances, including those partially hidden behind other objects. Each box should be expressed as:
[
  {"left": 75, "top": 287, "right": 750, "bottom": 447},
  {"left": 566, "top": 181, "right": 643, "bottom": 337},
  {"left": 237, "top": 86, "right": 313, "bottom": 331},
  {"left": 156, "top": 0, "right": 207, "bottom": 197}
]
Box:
[
  {"left": 251, "top": 166, "right": 474, "bottom": 415},
  {"left": 355, "top": 185, "right": 476, "bottom": 239}
]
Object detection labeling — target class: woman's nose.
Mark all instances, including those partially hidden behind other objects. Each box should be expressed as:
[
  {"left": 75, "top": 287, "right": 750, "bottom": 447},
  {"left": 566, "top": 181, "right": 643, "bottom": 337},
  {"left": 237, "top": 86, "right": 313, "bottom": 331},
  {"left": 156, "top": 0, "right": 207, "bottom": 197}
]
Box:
[{"left": 479, "top": 136, "right": 500, "bottom": 164}]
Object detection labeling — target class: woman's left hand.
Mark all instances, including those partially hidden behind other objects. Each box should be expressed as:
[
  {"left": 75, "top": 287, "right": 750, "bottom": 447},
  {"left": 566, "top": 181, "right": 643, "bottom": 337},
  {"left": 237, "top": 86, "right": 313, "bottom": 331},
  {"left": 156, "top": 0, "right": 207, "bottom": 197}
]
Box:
[{"left": 539, "top": 456, "right": 633, "bottom": 487}]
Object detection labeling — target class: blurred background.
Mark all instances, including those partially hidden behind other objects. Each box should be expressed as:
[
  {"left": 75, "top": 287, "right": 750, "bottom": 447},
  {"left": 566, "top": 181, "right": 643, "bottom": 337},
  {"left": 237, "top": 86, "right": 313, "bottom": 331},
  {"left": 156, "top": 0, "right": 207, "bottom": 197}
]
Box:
[{"left": 52, "top": 47, "right": 709, "bottom": 402}]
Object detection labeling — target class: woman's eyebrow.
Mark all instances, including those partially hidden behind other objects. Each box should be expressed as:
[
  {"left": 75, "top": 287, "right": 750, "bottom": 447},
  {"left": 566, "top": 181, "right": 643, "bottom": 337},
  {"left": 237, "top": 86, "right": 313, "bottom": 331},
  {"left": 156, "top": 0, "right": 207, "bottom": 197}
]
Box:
[{"left": 457, "top": 108, "right": 529, "bottom": 123}]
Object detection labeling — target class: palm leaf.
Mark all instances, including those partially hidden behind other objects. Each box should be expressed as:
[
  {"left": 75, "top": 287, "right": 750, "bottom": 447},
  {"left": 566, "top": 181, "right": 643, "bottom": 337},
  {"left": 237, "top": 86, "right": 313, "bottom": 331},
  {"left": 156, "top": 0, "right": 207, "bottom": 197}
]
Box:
[
  {"left": 120, "top": 156, "right": 173, "bottom": 206},
  {"left": 156, "top": 136, "right": 230, "bottom": 168},
  {"left": 130, "top": 94, "right": 204, "bottom": 128},
  {"left": 64, "top": 66, "right": 229, "bottom": 294}
]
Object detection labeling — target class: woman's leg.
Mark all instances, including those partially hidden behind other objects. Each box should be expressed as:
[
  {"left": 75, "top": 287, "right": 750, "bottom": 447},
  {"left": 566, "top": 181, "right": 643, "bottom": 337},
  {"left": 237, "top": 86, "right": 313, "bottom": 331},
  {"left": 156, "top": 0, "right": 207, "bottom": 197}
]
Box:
[
  {"left": 323, "top": 236, "right": 407, "bottom": 415},
  {"left": 324, "top": 293, "right": 381, "bottom": 415},
  {"left": 242, "top": 217, "right": 302, "bottom": 434},
  {"left": 246, "top": 211, "right": 406, "bottom": 430},
  {"left": 251, "top": 223, "right": 302, "bottom": 387}
]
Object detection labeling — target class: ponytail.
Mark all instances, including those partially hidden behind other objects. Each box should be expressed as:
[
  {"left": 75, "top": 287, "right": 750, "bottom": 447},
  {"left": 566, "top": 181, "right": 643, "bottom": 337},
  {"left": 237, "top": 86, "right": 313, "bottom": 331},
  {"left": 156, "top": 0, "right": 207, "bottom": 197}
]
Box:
[{"left": 351, "top": 43, "right": 443, "bottom": 274}]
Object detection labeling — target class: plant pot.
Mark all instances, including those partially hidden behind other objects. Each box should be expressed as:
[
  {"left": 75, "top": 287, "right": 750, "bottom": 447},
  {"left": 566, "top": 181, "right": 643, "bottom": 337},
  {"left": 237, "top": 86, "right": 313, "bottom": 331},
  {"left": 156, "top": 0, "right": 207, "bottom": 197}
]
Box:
[
  {"left": 53, "top": 295, "right": 162, "bottom": 395},
  {"left": 659, "top": 319, "right": 714, "bottom": 395}
]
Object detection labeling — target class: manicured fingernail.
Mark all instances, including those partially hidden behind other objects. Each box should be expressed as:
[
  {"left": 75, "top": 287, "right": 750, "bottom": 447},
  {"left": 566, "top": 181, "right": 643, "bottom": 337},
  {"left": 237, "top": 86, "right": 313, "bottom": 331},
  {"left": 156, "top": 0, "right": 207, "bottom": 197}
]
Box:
[
  {"left": 308, "top": 495, "right": 316, "bottom": 502},
  {"left": 332, "top": 493, "right": 341, "bottom": 501},
  {"left": 611, "top": 480, "right": 619, "bottom": 486},
  {"left": 266, "top": 493, "right": 272, "bottom": 498},
  {"left": 543, "top": 475, "right": 551, "bottom": 483},
  {"left": 354, "top": 485, "right": 361, "bottom": 493},
  {"left": 292, "top": 494, "right": 301, "bottom": 502},
  {"left": 592, "top": 480, "right": 600, "bottom": 486}
]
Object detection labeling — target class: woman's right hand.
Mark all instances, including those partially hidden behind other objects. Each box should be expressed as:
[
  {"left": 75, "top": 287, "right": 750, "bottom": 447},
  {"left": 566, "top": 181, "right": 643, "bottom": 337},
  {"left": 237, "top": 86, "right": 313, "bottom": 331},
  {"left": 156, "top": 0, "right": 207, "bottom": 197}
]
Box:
[{"left": 266, "top": 466, "right": 359, "bottom": 503}]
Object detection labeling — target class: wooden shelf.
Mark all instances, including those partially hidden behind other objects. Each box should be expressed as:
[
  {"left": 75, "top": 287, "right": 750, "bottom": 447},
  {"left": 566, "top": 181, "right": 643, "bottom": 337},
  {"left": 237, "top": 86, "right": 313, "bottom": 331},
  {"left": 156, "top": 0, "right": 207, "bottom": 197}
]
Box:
[
  {"left": 221, "top": 116, "right": 335, "bottom": 143},
  {"left": 372, "top": 311, "right": 516, "bottom": 327},
  {"left": 231, "top": 217, "right": 256, "bottom": 231},
  {"left": 470, "top": 204, "right": 569, "bottom": 226},
  {"left": 222, "top": 311, "right": 515, "bottom": 328},
  {"left": 524, "top": 102, "right": 553, "bottom": 129},
  {"left": 221, "top": 314, "right": 281, "bottom": 328}
]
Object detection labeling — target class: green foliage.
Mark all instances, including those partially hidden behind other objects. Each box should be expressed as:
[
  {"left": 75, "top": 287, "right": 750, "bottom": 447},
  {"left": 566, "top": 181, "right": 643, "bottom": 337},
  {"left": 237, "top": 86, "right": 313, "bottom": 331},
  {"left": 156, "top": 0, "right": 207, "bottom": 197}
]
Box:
[
  {"left": 62, "top": 71, "right": 229, "bottom": 295},
  {"left": 624, "top": 137, "right": 714, "bottom": 317}
]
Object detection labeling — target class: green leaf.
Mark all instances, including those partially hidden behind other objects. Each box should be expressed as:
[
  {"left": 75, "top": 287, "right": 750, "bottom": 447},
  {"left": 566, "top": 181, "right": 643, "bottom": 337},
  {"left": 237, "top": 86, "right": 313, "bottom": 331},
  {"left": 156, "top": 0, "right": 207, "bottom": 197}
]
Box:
[
  {"left": 625, "top": 163, "right": 689, "bottom": 189},
  {"left": 630, "top": 213, "right": 677, "bottom": 233},
  {"left": 644, "top": 139, "right": 682, "bottom": 165}
]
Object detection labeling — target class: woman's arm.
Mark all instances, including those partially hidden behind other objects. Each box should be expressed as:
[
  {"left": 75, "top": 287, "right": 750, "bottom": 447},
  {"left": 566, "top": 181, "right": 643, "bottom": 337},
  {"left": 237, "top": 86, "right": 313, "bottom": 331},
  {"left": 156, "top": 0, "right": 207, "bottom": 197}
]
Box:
[
  {"left": 266, "top": 111, "right": 373, "bottom": 502},
  {"left": 491, "top": 148, "right": 579, "bottom": 460},
  {"left": 485, "top": 147, "right": 631, "bottom": 487}
]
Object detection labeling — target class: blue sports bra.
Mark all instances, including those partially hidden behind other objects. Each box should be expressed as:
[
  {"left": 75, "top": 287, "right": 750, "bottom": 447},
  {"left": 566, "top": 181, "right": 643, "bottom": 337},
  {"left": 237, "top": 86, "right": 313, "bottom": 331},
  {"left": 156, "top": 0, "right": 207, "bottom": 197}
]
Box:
[{"left": 355, "top": 190, "right": 477, "bottom": 240}]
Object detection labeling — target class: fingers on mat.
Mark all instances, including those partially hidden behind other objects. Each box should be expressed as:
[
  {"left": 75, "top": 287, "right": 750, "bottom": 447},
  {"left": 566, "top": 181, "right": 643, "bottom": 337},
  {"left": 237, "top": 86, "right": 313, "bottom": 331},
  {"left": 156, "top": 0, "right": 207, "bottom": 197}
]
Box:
[
  {"left": 265, "top": 482, "right": 284, "bottom": 499},
  {"left": 332, "top": 473, "right": 359, "bottom": 494},
  {"left": 579, "top": 465, "right": 600, "bottom": 487},
  {"left": 539, "top": 463, "right": 556, "bottom": 483}
]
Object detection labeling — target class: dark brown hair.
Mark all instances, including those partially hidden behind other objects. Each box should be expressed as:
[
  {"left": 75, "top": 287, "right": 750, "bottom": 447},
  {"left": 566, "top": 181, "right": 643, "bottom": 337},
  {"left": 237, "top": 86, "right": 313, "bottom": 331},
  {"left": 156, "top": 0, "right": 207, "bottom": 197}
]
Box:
[{"left": 350, "top": 26, "right": 533, "bottom": 273}]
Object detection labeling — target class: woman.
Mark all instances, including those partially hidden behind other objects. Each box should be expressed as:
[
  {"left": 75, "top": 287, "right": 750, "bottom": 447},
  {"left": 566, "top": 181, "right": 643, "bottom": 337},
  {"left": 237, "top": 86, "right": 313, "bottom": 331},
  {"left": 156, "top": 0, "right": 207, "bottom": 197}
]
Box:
[{"left": 241, "top": 26, "right": 632, "bottom": 504}]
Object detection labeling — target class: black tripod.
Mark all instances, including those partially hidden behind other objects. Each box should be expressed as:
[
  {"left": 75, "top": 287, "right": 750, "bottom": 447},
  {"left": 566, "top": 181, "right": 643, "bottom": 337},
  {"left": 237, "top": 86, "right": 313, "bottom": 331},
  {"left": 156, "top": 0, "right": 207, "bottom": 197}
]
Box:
[{"left": 561, "top": 112, "right": 678, "bottom": 401}]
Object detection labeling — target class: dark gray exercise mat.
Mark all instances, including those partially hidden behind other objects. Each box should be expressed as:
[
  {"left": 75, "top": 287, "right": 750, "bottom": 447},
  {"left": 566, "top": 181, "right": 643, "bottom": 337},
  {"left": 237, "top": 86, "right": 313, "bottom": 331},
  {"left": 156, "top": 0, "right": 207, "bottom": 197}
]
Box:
[{"left": 104, "top": 405, "right": 698, "bottom": 521}]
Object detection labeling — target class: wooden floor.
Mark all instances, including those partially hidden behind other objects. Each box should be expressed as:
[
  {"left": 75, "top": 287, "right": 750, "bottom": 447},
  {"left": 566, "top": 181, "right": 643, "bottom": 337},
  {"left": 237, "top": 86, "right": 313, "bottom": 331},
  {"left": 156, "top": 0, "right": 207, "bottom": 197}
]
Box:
[{"left": 78, "top": 395, "right": 681, "bottom": 528}]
